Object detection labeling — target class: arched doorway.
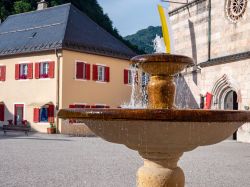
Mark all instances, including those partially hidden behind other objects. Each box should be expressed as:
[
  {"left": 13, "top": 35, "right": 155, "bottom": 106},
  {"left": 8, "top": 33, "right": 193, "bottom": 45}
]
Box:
[{"left": 224, "top": 90, "right": 238, "bottom": 140}]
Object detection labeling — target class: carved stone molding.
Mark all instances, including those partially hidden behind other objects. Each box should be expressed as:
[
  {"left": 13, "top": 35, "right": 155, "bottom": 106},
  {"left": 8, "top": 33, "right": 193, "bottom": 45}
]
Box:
[{"left": 225, "top": 0, "right": 248, "bottom": 23}]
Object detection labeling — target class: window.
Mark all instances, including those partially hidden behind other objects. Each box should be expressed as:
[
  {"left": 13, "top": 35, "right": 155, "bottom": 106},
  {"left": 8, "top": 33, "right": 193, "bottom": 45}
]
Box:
[
  {"left": 124, "top": 69, "right": 132, "bottom": 84},
  {"left": 93, "top": 65, "right": 110, "bottom": 82},
  {"left": 20, "top": 64, "right": 28, "bottom": 78},
  {"left": 33, "top": 104, "right": 54, "bottom": 123},
  {"left": 15, "top": 63, "right": 33, "bottom": 80},
  {"left": 0, "top": 66, "right": 6, "bottom": 81},
  {"left": 141, "top": 72, "right": 150, "bottom": 87},
  {"left": 98, "top": 66, "right": 105, "bottom": 81},
  {"left": 0, "top": 104, "right": 4, "bottom": 121},
  {"left": 76, "top": 62, "right": 90, "bottom": 80},
  {"left": 35, "top": 61, "right": 54, "bottom": 79},
  {"left": 40, "top": 62, "right": 49, "bottom": 78}
]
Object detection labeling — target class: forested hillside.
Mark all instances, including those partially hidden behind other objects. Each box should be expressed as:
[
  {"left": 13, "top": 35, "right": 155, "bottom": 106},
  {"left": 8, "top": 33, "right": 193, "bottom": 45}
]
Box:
[
  {"left": 0, "top": 0, "right": 143, "bottom": 54},
  {"left": 124, "top": 26, "right": 162, "bottom": 54}
]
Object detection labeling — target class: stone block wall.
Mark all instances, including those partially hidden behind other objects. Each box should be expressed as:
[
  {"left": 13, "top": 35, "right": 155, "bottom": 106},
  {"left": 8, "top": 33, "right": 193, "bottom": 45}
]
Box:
[
  {"left": 170, "top": 0, "right": 250, "bottom": 62},
  {"left": 170, "top": 0, "right": 250, "bottom": 142},
  {"left": 61, "top": 120, "right": 95, "bottom": 137}
]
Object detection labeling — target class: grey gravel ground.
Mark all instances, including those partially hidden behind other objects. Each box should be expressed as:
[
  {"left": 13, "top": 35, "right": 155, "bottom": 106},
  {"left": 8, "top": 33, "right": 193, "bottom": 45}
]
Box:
[{"left": 0, "top": 132, "right": 250, "bottom": 187}]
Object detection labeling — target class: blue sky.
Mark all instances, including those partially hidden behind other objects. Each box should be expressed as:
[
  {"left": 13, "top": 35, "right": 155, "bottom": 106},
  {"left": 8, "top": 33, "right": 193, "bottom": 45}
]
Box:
[{"left": 97, "top": 0, "right": 167, "bottom": 37}]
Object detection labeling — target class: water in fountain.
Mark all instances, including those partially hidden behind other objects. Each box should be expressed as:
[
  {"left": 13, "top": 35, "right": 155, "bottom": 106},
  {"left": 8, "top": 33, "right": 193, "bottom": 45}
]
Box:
[
  {"left": 122, "top": 35, "right": 166, "bottom": 109},
  {"left": 121, "top": 66, "right": 148, "bottom": 108},
  {"left": 153, "top": 35, "right": 166, "bottom": 53}
]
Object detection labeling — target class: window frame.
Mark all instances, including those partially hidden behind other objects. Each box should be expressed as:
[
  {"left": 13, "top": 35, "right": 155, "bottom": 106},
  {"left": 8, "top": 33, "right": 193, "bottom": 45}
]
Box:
[
  {"left": 97, "top": 65, "right": 105, "bottom": 82},
  {"left": 40, "top": 62, "right": 50, "bottom": 78},
  {"left": 19, "top": 64, "right": 28, "bottom": 79}
]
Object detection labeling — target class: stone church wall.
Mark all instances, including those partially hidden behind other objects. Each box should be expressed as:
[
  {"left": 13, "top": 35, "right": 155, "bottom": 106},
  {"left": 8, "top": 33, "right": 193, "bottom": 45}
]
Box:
[
  {"left": 170, "top": 0, "right": 250, "bottom": 62},
  {"left": 170, "top": 0, "right": 250, "bottom": 142}
]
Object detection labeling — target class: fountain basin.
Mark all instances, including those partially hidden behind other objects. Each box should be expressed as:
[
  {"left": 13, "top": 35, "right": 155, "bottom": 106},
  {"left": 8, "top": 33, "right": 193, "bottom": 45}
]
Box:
[
  {"left": 58, "top": 108, "right": 249, "bottom": 153},
  {"left": 131, "top": 53, "right": 193, "bottom": 75}
]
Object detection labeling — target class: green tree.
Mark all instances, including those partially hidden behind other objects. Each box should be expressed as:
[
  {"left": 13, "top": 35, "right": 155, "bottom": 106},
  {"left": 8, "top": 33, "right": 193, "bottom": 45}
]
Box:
[
  {"left": 125, "top": 26, "right": 163, "bottom": 54},
  {"left": 13, "top": 1, "right": 32, "bottom": 14}
]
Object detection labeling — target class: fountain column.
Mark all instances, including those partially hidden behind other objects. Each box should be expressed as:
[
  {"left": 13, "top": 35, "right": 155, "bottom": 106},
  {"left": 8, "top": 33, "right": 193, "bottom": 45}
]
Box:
[
  {"left": 137, "top": 152, "right": 184, "bottom": 187},
  {"left": 148, "top": 75, "right": 175, "bottom": 109}
]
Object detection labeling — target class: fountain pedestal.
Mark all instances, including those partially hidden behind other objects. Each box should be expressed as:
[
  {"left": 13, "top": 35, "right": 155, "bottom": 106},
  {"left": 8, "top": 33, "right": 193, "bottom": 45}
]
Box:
[{"left": 137, "top": 152, "right": 184, "bottom": 187}]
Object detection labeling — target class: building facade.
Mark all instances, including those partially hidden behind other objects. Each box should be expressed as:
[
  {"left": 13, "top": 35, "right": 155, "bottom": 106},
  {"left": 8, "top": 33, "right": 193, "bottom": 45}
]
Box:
[
  {"left": 0, "top": 3, "right": 135, "bottom": 134},
  {"left": 170, "top": 0, "right": 250, "bottom": 142}
]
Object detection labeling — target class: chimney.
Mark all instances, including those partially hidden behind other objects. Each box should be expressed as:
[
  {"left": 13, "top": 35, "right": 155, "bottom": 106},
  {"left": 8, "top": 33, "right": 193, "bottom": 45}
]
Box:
[{"left": 37, "top": 0, "right": 48, "bottom": 10}]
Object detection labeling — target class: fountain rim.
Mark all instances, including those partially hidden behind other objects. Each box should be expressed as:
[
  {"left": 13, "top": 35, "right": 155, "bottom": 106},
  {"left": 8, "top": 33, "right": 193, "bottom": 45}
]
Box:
[
  {"left": 130, "top": 53, "right": 194, "bottom": 65},
  {"left": 58, "top": 108, "right": 250, "bottom": 122}
]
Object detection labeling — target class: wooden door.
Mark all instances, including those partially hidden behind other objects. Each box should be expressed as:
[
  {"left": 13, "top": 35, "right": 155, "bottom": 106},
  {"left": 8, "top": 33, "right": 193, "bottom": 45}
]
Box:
[{"left": 14, "top": 104, "right": 24, "bottom": 125}]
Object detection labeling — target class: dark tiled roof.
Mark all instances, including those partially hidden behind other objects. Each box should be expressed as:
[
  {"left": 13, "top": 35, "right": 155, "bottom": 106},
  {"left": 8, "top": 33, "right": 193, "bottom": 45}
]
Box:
[{"left": 0, "top": 4, "right": 136, "bottom": 59}]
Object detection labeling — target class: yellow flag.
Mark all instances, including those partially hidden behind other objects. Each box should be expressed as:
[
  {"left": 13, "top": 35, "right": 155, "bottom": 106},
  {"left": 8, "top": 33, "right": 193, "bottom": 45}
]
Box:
[{"left": 158, "top": 5, "right": 174, "bottom": 53}]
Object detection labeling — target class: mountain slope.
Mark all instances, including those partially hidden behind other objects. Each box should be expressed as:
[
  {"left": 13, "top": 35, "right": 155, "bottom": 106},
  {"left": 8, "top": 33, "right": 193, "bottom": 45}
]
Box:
[{"left": 124, "top": 26, "right": 162, "bottom": 54}]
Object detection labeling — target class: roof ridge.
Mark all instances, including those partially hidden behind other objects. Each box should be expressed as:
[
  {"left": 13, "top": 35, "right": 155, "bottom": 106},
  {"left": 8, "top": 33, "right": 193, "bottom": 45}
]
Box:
[
  {"left": 7, "top": 3, "right": 71, "bottom": 18},
  {"left": 62, "top": 4, "right": 72, "bottom": 46},
  {"left": 0, "top": 22, "right": 64, "bottom": 35}
]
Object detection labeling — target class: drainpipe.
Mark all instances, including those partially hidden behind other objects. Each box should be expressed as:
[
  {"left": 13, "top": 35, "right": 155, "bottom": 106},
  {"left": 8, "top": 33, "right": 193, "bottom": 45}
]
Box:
[
  {"left": 208, "top": 0, "right": 211, "bottom": 61},
  {"left": 55, "top": 49, "right": 62, "bottom": 133}
]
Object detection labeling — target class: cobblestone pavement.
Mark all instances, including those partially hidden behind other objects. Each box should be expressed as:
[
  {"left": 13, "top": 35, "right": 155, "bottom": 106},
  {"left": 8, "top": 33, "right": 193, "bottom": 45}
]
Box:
[{"left": 0, "top": 132, "right": 250, "bottom": 187}]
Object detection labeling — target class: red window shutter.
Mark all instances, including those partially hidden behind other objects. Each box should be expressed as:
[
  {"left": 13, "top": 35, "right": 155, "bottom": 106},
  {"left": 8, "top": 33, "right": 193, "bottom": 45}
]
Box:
[
  {"left": 49, "top": 61, "right": 55, "bottom": 78},
  {"left": 0, "top": 104, "right": 4, "bottom": 121},
  {"left": 15, "top": 64, "right": 20, "bottom": 80},
  {"left": 93, "top": 65, "right": 98, "bottom": 81},
  {"left": 0, "top": 67, "right": 2, "bottom": 81},
  {"left": 86, "top": 64, "right": 90, "bottom": 80},
  {"left": 105, "top": 67, "right": 110, "bottom": 82},
  {"left": 124, "top": 69, "right": 128, "bottom": 84},
  {"left": 48, "top": 105, "right": 55, "bottom": 123},
  {"left": 69, "top": 104, "right": 75, "bottom": 108},
  {"left": 27, "top": 63, "right": 33, "bottom": 79},
  {"left": 2, "top": 66, "right": 6, "bottom": 81},
  {"left": 91, "top": 105, "right": 96, "bottom": 108},
  {"left": 35, "top": 63, "right": 40, "bottom": 79},
  {"left": 33, "top": 108, "right": 40, "bottom": 123},
  {"left": 0, "top": 66, "right": 6, "bottom": 81},
  {"left": 76, "top": 62, "right": 84, "bottom": 79}
]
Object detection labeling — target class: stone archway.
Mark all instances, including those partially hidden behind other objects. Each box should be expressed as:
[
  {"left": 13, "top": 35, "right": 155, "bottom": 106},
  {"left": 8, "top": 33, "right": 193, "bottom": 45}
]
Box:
[
  {"left": 211, "top": 74, "right": 241, "bottom": 109},
  {"left": 211, "top": 74, "right": 240, "bottom": 140}
]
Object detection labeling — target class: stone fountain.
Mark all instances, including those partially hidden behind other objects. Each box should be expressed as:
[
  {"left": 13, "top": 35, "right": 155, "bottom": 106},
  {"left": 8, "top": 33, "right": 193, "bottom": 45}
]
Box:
[{"left": 58, "top": 53, "right": 250, "bottom": 187}]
